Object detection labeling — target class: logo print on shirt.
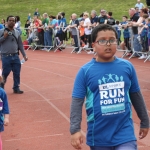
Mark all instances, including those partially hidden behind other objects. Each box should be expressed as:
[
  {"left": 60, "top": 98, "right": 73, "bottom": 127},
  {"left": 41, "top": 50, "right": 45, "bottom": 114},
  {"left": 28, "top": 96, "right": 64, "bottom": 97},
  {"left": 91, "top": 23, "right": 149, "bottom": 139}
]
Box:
[{"left": 98, "top": 74, "right": 125, "bottom": 116}]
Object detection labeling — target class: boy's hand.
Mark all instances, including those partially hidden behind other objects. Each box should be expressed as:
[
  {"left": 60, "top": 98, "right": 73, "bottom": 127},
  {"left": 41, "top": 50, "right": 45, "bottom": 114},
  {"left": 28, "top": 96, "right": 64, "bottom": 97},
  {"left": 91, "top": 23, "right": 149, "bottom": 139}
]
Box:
[
  {"left": 139, "top": 128, "right": 149, "bottom": 139},
  {"left": 4, "top": 117, "right": 9, "bottom": 126},
  {"left": 71, "top": 131, "right": 83, "bottom": 149},
  {"left": 3, "top": 30, "right": 9, "bottom": 38}
]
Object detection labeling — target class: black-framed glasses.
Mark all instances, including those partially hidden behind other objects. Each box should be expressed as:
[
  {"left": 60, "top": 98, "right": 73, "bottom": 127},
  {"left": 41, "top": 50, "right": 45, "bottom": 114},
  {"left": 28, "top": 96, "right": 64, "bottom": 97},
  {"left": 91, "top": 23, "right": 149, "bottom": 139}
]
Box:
[{"left": 95, "top": 39, "right": 117, "bottom": 45}]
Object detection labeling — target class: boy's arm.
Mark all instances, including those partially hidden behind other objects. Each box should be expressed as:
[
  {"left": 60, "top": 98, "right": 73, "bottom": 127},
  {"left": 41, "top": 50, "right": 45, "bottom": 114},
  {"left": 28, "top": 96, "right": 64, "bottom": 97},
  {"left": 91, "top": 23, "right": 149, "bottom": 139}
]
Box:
[
  {"left": 138, "top": 26, "right": 145, "bottom": 35},
  {"left": 70, "top": 67, "right": 86, "bottom": 149},
  {"left": 1, "top": 89, "right": 10, "bottom": 126},
  {"left": 70, "top": 97, "right": 84, "bottom": 149},
  {"left": 4, "top": 114, "right": 9, "bottom": 126},
  {"left": 129, "top": 91, "right": 150, "bottom": 139},
  {"left": 70, "top": 97, "right": 84, "bottom": 134}
]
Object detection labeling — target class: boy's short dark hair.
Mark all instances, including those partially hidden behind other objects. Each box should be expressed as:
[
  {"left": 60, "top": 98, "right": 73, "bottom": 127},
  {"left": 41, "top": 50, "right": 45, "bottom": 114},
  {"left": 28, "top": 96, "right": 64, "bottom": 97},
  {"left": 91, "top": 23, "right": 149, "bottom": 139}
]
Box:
[
  {"left": 61, "top": 12, "right": 65, "bottom": 17},
  {"left": 122, "top": 16, "right": 128, "bottom": 19},
  {"left": 108, "top": 12, "right": 112, "bottom": 16},
  {"left": 91, "top": 24, "right": 118, "bottom": 43},
  {"left": 116, "top": 20, "right": 120, "bottom": 25}
]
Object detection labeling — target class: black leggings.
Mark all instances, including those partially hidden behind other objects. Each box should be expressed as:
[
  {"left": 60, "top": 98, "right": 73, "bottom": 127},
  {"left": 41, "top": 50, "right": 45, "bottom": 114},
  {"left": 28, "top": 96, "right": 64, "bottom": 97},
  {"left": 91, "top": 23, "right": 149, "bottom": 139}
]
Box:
[
  {"left": 85, "top": 34, "right": 92, "bottom": 49},
  {"left": 124, "top": 38, "right": 130, "bottom": 50}
]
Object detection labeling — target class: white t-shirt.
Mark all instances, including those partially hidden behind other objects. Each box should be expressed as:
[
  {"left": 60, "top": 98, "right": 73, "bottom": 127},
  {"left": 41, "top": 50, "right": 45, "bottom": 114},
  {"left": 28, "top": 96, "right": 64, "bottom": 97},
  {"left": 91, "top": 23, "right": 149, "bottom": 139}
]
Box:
[
  {"left": 84, "top": 18, "right": 92, "bottom": 35},
  {"left": 135, "top": 3, "right": 144, "bottom": 9}
]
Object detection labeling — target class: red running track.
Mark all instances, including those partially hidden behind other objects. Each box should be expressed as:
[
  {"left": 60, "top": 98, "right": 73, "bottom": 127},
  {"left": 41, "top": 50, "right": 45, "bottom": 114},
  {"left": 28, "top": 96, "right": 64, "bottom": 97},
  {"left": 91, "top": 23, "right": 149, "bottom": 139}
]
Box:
[{"left": 1, "top": 48, "right": 150, "bottom": 150}]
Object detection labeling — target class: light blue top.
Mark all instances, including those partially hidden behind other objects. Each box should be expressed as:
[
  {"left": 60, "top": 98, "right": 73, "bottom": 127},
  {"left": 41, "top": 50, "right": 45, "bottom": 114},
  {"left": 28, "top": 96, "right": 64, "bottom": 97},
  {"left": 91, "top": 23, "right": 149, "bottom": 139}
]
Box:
[
  {"left": 50, "top": 19, "right": 58, "bottom": 29},
  {"left": 135, "top": 3, "right": 144, "bottom": 9}
]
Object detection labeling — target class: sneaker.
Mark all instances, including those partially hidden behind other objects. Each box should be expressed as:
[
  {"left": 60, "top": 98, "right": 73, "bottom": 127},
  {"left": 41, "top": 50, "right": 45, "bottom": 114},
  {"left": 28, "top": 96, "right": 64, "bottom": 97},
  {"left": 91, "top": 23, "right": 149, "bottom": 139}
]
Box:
[
  {"left": 83, "top": 45, "right": 88, "bottom": 49},
  {"left": 41, "top": 48, "right": 47, "bottom": 51},
  {"left": 138, "top": 55, "right": 147, "bottom": 59},
  {"left": 87, "top": 51, "right": 94, "bottom": 54},
  {"left": 13, "top": 89, "right": 24, "bottom": 94}
]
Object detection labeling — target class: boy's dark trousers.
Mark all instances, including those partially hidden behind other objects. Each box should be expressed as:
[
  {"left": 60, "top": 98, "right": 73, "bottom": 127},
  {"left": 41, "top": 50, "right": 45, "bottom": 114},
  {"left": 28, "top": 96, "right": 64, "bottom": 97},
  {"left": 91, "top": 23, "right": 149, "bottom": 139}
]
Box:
[
  {"left": 141, "top": 35, "right": 148, "bottom": 51},
  {"left": 124, "top": 37, "right": 131, "bottom": 50}
]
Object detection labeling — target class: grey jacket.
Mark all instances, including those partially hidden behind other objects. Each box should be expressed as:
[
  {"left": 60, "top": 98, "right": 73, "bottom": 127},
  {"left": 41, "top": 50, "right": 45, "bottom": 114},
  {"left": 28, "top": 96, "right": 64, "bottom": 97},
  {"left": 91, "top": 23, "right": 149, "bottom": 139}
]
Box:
[{"left": 0, "top": 28, "right": 26, "bottom": 57}]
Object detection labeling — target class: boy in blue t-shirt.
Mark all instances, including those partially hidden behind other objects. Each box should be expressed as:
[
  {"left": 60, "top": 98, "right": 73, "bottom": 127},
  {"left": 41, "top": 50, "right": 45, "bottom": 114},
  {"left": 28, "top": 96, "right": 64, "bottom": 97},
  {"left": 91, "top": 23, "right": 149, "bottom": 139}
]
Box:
[
  {"left": 70, "top": 24, "right": 149, "bottom": 150},
  {"left": 0, "top": 70, "right": 9, "bottom": 149}
]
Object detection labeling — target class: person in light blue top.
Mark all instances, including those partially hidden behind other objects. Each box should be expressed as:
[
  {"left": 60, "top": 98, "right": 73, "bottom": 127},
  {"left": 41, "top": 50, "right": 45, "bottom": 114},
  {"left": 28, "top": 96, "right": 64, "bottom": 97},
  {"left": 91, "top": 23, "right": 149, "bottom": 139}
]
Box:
[
  {"left": 70, "top": 24, "right": 149, "bottom": 150},
  {"left": 135, "top": 0, "right": 144, "bottom": 9},
  {"left": 49, "top": 15, "right": 58, "bottom": 30}
]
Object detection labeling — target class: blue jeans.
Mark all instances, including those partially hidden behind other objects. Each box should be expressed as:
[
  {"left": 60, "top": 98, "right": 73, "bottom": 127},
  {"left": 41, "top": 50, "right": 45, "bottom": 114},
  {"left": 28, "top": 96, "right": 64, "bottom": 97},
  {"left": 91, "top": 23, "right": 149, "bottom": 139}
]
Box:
[
  {"left": 90, "top": 141, "right": 137, "bottom": 150},
  {"left": 73, "top": 35, "right": 79, "bottom": 51},
  {"left": 1, "top": 54, "right": 21, "bottom": 90},
  {"left": 133, "top": 34, "right": 142, "bottom": 52},
  {"left": 44, "top": 30, "right": 53, "bottom": 47},
  {"left": 141, "top": 35, "right": 148, "bottom": 51}
]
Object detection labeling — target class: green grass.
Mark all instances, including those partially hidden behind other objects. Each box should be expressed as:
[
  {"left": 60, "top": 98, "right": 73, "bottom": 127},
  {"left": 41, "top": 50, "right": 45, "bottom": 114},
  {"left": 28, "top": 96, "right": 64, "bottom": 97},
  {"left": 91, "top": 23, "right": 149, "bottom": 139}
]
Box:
[
  {"left": 0, "top": 0, "right": 147, "bottom": 24},
  {"left": 0, "top": 0, "right": 146, "bottom": 40}
]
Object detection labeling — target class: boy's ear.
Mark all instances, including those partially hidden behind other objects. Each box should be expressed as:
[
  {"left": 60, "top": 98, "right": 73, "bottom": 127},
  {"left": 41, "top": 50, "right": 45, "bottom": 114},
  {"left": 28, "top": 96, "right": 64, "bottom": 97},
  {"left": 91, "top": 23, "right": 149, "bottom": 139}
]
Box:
[{"left": 92, "top": 42, "right": 95, "bottom": 48}]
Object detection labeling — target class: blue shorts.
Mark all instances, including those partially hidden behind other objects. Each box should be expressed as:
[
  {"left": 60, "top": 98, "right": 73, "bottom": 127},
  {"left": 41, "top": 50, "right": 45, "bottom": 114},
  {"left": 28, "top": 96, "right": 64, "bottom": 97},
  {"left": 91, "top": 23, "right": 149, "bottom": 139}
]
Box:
[{"left": 90, "top": 141, "right": 137, "bottom": 150}]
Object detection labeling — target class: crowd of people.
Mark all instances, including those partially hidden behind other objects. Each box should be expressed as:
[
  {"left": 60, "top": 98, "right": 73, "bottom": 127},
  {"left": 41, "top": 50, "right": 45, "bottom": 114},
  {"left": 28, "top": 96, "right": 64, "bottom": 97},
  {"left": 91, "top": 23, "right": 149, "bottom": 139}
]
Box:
[{"left": 0, "top": 0, "right": 149, "bottom": 58}]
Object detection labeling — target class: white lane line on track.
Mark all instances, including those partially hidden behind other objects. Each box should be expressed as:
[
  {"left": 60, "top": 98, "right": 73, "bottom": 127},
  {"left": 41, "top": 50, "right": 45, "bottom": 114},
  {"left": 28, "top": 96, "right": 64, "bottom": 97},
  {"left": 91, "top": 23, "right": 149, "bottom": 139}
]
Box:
[
  {"left": 8, "top": 75, "right": 86, "bottom": 137},
  {"left": 21, "top": 66, "right": 150, "bottom": 114},
  {"left": 24, "top": 66, "right": 74, "bottom": 80},
  {"left": 5, "top": 133, "right": 63, "bottom": 142},
  {"left": 30, "top": 59, "right": 81, "bottom": 67},
  {"left": 138, "top": 79, "right": 150, "bottom": 83},
  {"left": 24, "top": 65, "right": 150, "bottom": 85},
  {"left": 134, "top": 65, "right": 150, "bottom": 69},
  {"left": 26, "top": 52, "right": 92, "bottom": 61},
  {"left": 21, "top": 81, "right": 86, "bottom": 137}
]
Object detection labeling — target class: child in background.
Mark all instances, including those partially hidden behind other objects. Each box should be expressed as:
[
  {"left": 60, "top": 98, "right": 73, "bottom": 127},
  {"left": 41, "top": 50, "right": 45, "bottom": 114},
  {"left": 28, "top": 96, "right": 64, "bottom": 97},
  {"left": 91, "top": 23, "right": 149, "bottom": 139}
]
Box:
[
  {"left": 78, "top": 21, "right": 85, "bottom": 47},
  {"left": 0, "top": 69, "right": 10, "bottom": 150},
  {"left": 114, "top": 20, "right": 122, "bottom": 46},
  {"left": 24, "top": 20, "right": 30, "bottom": 38},
  {"left": 146, "top": 18, "right": 150, "bottom": 52},
  {"left": 121, "top": 16, "right": 131, "bottom": 50},
  {"left": 138, "top": 14, "right": 149, "bottom": 59},
  {"left": 70, "top": 24, "right": 149, "bottom": 150}
]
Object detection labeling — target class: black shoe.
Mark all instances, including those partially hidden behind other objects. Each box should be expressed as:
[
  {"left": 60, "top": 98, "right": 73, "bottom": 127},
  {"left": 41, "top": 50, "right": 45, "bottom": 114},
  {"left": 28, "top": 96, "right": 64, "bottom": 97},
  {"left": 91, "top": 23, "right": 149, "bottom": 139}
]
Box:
[
  {"left": 13, "top": 89, "right": 24, "bottom": 94},
  {"left": 0, "top": 82, "right": 4, "bottom": 89}
]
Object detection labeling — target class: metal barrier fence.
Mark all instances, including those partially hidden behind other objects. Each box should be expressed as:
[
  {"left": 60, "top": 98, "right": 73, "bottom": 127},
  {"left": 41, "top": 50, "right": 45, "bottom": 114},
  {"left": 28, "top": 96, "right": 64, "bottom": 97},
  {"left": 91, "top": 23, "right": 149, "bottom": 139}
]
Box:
[{"left": 21, "top": 26, "right": 150, "bottom": 62}]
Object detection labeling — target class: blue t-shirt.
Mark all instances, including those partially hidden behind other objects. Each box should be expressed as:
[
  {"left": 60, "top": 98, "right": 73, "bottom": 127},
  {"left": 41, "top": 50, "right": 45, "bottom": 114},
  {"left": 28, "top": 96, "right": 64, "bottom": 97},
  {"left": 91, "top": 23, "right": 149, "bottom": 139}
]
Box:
[
  {"left": 147, "top": 23, "right": 150, "bottom": 39},
  {"left": 91, "top": 16, "right": 98, "bottom": 24},
  {"left": 57, "top": 19, "right": 63, "bottom": 34},
  {"left": 141, "top": 21, "right": 147, "bottom": 37},
  {"left": 98, "top": 16, "right": 107, "bottom": 24},
  {"left": 0, "top": 24, "right": 4, "bottom": 29},
  {"left": 135, "top": 3, "right": 144, "bottom": 9},
  {"left": 50, "top": 19, "right": 58, "bottom": 29},
  {"left": 121, "top": 22, "right": 130, "bottom": 38},
  {"left": 72, "top": 57, "right": 140, "bottom": 146},
  {"left": 0, "top": 88, "right": 9, "bottom": 132},
  {"left": 61, "top": 18, "right": 67, "bottom": 28}
]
